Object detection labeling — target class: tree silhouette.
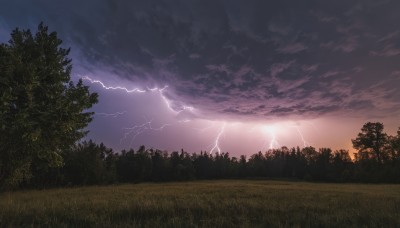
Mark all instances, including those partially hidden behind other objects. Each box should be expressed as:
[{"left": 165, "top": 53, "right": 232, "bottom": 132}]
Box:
[
  {"left": 63, "top": 141, "right": 114, "bottom": 185},
  {"left": 352, "top": 122, "right": 389, "bottom": 163},
  {"left": 331, "top": 149, "right": 353, "bottom": 182},
  {"left": 0, "top": 23, "right": 98, "bottom": 188},
  {"left": 389, "top": 128, "right": 400, "bottom": 161}
]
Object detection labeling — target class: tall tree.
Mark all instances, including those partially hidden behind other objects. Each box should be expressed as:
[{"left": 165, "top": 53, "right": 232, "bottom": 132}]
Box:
[
  {"left": 388, "top": 128, "right": 400, "bottom": 161},
  {"left": 352, "top": 122, "right": 388, "bottom": 163},
  {"left": 0, "top": 23, "right": 98, "bottom": 188}
]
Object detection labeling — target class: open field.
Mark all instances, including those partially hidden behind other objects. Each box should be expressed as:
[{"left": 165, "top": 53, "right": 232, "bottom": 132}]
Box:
[{"left": 1, "top": 180, "right": 400, "bottom": 227}]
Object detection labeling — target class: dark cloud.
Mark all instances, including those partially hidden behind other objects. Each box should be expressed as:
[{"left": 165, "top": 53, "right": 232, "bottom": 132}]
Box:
[
  {"left": 1, "top": 0, "right": 400, "bottom": 121},
  {"left": 277, "top": 43, "right": 308, "bottom": 54}
]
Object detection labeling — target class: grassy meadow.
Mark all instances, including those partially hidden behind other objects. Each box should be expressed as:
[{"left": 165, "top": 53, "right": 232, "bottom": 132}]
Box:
[{"left": 1, "top": 180, "right": 399, "bottom": 227}]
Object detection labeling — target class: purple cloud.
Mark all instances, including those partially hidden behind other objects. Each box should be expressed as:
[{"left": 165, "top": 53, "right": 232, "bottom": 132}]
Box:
[{"left": 277, "top": 43, "right": 308, "bottom": 54}]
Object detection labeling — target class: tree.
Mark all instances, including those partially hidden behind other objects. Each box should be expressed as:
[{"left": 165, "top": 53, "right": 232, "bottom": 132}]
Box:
[
  {"left": 0, "top": 23, "right": 98, "bottom": 188},
  {"left": 116, "top": 146, "right": 153, "bottom": 182},
  {"left": 388, "top": 128, "right": 400, "bottom": 161},
  {"left": 331, "top": 149, "right": 353, "bottom": 181},
  {"left": 314, "top": 148, "right": 332, "bottom": 181},
  {"left": 352, "top": 122, "right": 388, "bottom": 163},
  {"left": 62, "top": 141, "right": 116, "bottom": 186}
]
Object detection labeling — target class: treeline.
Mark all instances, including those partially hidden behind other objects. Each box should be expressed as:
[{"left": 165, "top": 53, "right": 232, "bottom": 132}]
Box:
[
  {"left": 27, "top": 143, "right": 354, "bottom": 187},
  {"left": 23, "top": 122, "right": 400, "bottom": 188}
]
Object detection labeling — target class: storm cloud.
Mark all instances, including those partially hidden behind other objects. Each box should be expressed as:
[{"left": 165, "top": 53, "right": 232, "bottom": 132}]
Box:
[{"left": 2, "top": 0, "right": 400, "bottom": 121}]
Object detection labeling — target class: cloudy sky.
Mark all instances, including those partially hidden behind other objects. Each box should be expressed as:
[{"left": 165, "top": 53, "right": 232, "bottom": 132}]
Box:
[{"left": 1, "top": 0, "right": 400, "bottom": 156}]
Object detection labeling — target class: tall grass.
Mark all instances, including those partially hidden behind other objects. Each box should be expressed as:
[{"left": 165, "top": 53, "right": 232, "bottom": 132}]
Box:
[{"left": 1, "top": 180, "right": 399, "bottom": 227}]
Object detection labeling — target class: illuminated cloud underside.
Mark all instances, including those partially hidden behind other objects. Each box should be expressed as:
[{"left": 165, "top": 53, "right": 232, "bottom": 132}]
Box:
[{"left": 83, "top": 76, "right": 318, "bottom": 154}]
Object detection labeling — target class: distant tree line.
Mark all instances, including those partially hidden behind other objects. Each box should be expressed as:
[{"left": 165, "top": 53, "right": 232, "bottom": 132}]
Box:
[{"left": 17, "top": 122, "right": 399, "bottom": 188}]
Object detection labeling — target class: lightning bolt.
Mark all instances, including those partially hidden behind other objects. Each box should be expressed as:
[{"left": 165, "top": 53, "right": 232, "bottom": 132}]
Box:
[
  {"left": 96, "top": 111, "right": 127, "bottom": 118},
  {"left": 294, "top": 126, "right": 308, "bottom": 147},
  {"left": 269, "top": 132, "right": 280, "bottom": 149},
  {"left": 81, "top": 75, "right": 315, "bottom": 153},
  {"left": 209, "top": 122, "right": 226, "bottom": 154},
  {"left": 82, "top": 75, "right": 194, "bottom": 114},
  {"left": 81, "top": 76, "right": 199, "bottom": 149},
  {"left": 120, "top": 117, "right": 171, "bottom": 147},
  {"left": 82, "top": 76, "right": 146, "bottom": 93},
  {"left": 261, "top": 125, "right": 280, "bottom": 150},
  {"left": 158, "top": 86, "right": 191, "bottom": 114}
]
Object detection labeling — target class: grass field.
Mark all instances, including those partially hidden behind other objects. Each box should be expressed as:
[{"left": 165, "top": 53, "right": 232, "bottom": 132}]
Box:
[{"left": 1, "top": 180, "right": 399, "bottom": 227}]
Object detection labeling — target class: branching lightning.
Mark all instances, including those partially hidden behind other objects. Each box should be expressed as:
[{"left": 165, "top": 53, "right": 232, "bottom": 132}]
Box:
[
  {"left": 82, "top": 75, "right": 194, "bottom": 114},
  {"left": 82, "top": 75, "right": 194, "bottom": 147},
  {"left": 120, "top": 117, "right": 171, "bottom": 147},
  {"left": 159, "top": 86, "right": 195, "bottom": 114},
  {"left": 96, "top": 111, "right": 127, "bottom": 118},
  {"left": 209, "top": 122, "right": 226, "bottom": 154},
  {"left": 83, "top": 76, "right": 147, "bottom": 93},
  {"left": 82, "top": 75, "right": 314, "bottom": 153},
  {"left": 261, "top": 126, "right": 280, "bottom": 150},
  {"left": 294, "top": 126, "right": 309, "bottom": 147},
  {"left": 269, "top": 133, "right": 280, "bottom": 149}
]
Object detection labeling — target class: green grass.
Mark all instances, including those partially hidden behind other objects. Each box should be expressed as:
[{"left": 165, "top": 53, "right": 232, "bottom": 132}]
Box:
[{"left": 1, "top": 180, "right": 399, "bottom": 227}]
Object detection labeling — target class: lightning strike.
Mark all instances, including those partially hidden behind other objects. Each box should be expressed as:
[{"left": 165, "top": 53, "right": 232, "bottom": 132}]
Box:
[
  {"left": 209, "top": 122, "right": 226, "bottom": 154},
  {"left": 81, "top": 75, "right": 315, "bottom": 153},
  {"left": 159, "top": 90, "right": 177, "bottom": 113},
  {"left": 83, "top": 75, "right": 195, "bottom": 114},
  {"left": 158, "top": 87, "right": 195, "bottom": 114},
  {"left": 96, "top": 111, "right": 127, "bottom": 118},
  {"left": 294, "top": 126, "right": 309, "bottom": 147},
  {"left": 261, "top": 125, "right": 280, "bottom": 150},
  {"left": 82, "top": 76, "right": 146, "bottom": 93},
  {"left": 121, "top": 117, "right": 171, "bottom": 147},
  {"left": 269, "top": 132, "right": 280, "bottom": 149},
  {"left": 81, "top": 75, "right": 197, "bottom": 149}
]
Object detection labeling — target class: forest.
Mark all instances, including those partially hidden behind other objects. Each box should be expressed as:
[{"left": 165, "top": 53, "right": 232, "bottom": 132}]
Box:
[{"left": 23, "top": 121, "right": 400, "bottom": 188}]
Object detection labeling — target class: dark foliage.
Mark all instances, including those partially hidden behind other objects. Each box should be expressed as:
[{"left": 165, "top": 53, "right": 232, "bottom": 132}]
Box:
[
  {"left": 0, "top": 23, "right": 98, "bottom": 189},
  {"left": 17, "top": 122, "right": 400, "bottom": 189}
]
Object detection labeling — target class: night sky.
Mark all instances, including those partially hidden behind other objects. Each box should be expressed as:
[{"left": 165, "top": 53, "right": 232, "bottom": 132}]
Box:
[{"left": 1, "top": 0, "right": 400, "bottom": 156}]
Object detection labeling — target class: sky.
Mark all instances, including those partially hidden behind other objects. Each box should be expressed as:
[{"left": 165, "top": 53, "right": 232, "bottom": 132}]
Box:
[{"left": 1, "top": 0, "right": 400, "bottom": 156}]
